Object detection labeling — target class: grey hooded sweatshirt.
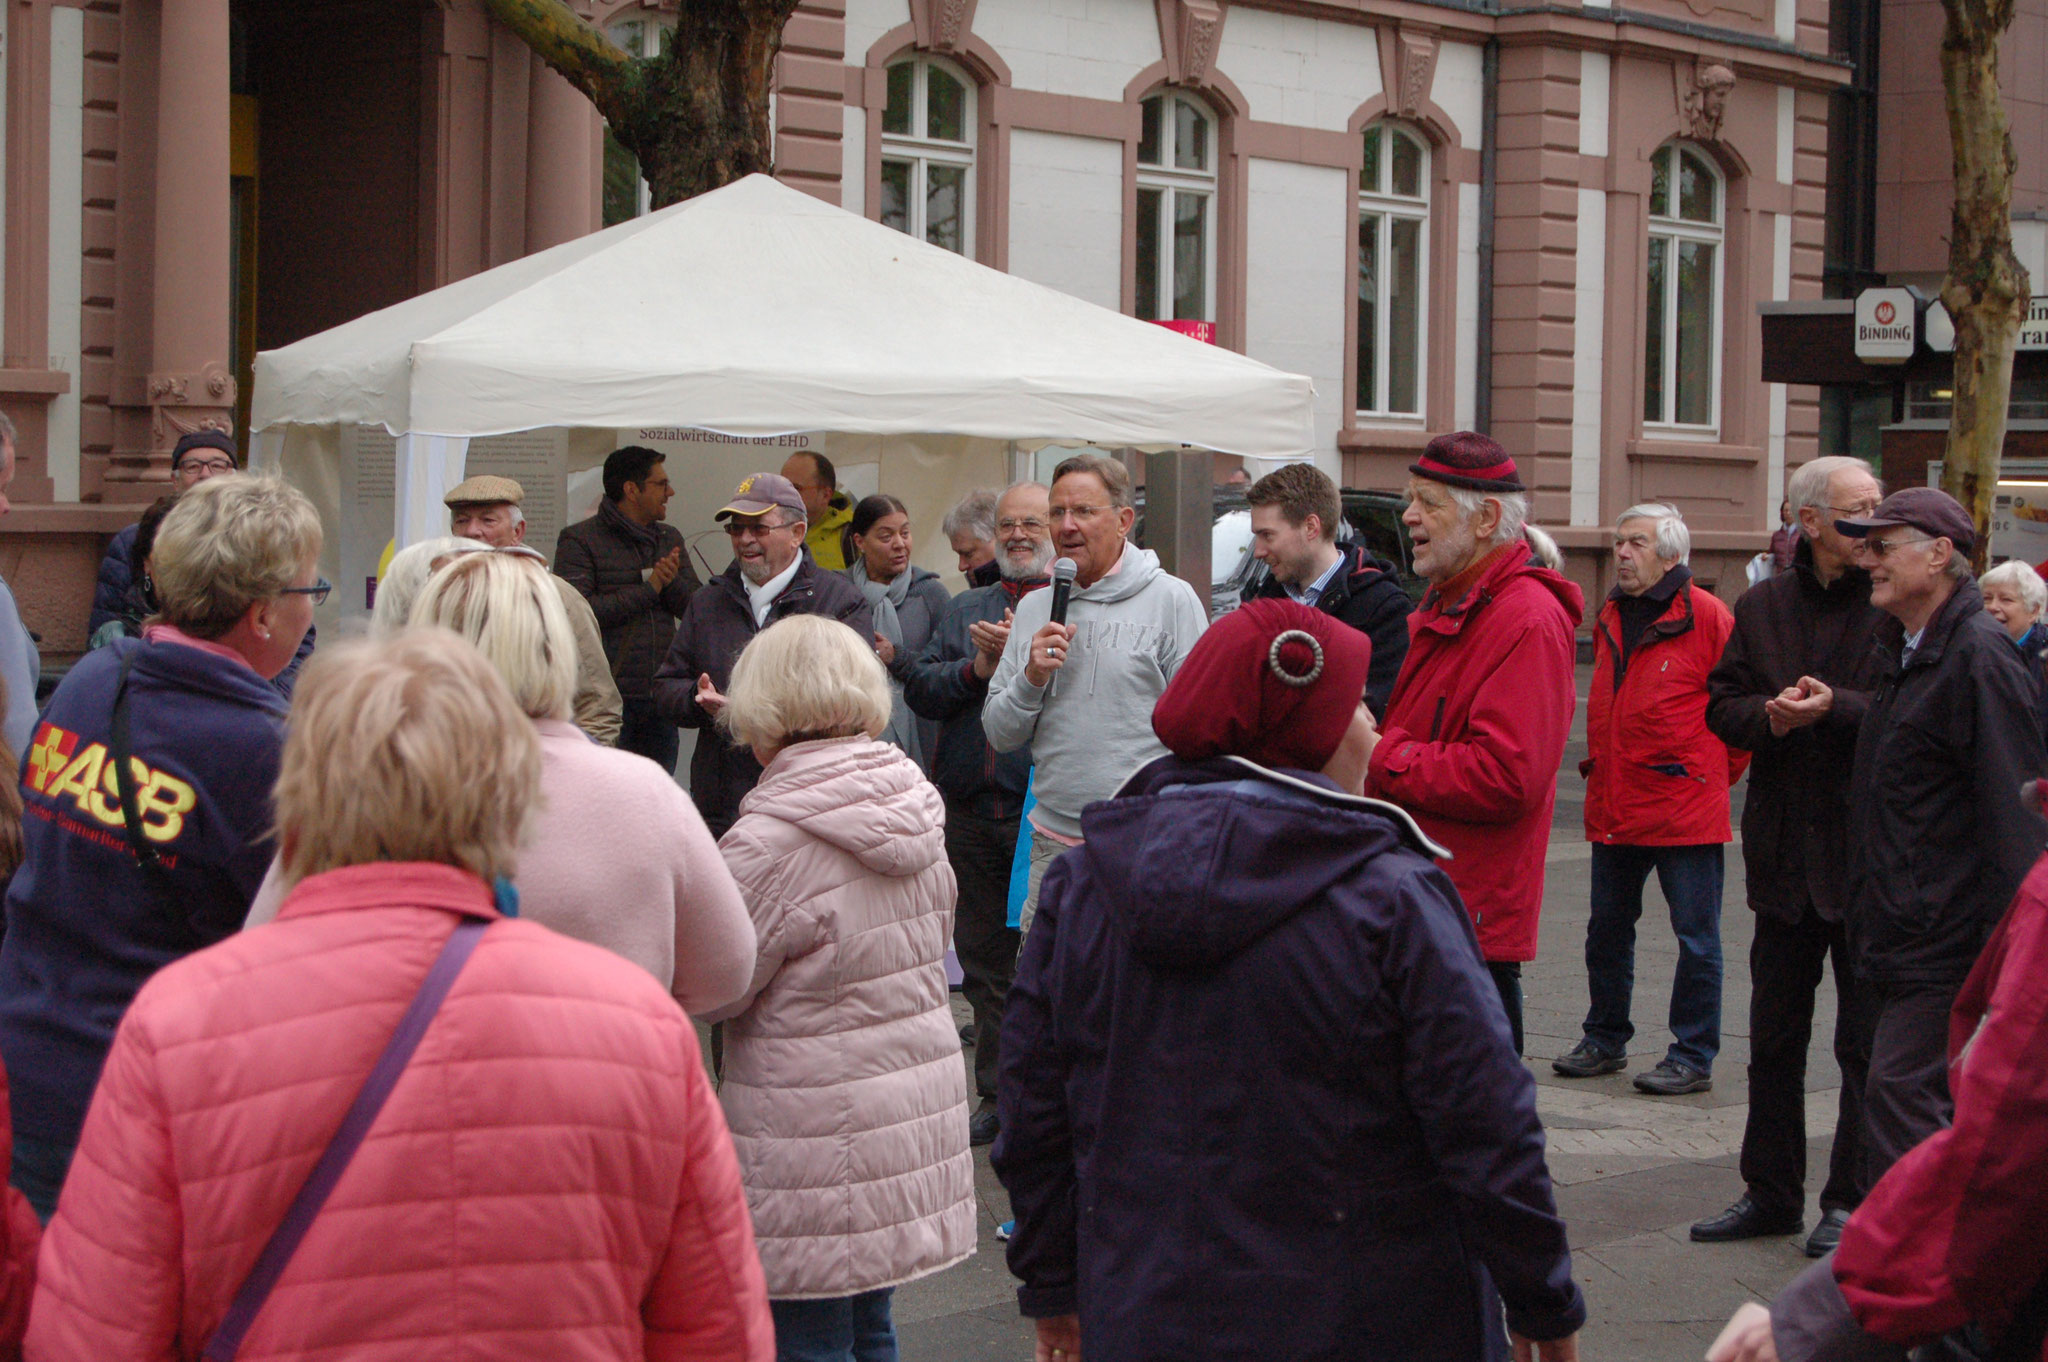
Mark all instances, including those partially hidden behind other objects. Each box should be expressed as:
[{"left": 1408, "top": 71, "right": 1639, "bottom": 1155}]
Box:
[{"left": 982, "top": 544, "right": 1206, "bottom": 839}]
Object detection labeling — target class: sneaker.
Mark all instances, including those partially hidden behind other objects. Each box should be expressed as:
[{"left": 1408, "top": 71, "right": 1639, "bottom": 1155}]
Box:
[
  {"left": 1633, "top": 1059, "right": 1712, "bottom": 1095},
  {"left": 996, "top": 1219, "right": 1014, "bottom": 1241},
  {"left": 969, "top": 1101, "right": 1000, "bottom": 1147},
  {"left": 1552, "top": 1038, "right": 1627, "bottom": 1078}
]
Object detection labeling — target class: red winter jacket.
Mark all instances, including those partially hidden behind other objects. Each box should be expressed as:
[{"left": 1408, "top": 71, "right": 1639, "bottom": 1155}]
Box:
[
  {"left": 1828, "top": 851, "right": 2048, "bottom": 1358},
  {"left": 0, "top": 1063, "right": 37, "bottom": 1362},
  {"left": 1367, "top": 543, "right": 1584, "bottom": 962},
  {"left": 1582, "top": 574, "right": 1747, "bottom": 846},
  {"left": 28, "top": 862, "right": 775, "bottom": 1362}
]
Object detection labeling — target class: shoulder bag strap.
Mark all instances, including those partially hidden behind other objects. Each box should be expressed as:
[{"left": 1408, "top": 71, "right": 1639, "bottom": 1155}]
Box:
[
  {"left": 108, "top": 650, "right": 167, "bottom": 874},
  {"left": 201, "top": 915, "right": 490, "bottom": 1361}
]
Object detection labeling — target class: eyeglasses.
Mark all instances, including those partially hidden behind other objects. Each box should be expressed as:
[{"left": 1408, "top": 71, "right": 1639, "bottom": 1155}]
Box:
[
  {"left": 1048, "top": 505, "right": 1111, "bottom": 524},
  {"left": 176, "top": 458, "right": 236, "bottom": 477},
  {"left": 1858, "top": 536, "right": 1936, "bottom": 559},
  {"left": 1824, "top": 502, "right": 1882, "bottom": 518},
  {"left": 997, "top": 518, "right": 1049, "bottom": 535},
  {"left": 280, "top": 578, "right": 332, "bottom": 605},
  {"left": 724, "top": 519, "right": 790, "bottom": 539}
]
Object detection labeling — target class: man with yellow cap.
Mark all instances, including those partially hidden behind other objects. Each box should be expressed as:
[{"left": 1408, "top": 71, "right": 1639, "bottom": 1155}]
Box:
[{"left": 443, "top": 475, "right": 622, "bottom": 747}]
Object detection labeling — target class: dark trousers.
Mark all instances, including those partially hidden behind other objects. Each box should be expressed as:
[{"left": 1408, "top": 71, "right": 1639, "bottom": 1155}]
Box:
[
  {"left": 618, "top": 697, "right": 679, "bottom": 775},
  {"left": 1739, "top": 903, "right": 1869, "bottom": 1216},
  {"left": 945, "top": 803, "right": 1022, "bottom": 1101},
  {"left": 9, "top": 1130, "right": 71, "bottom": 1224},
  {"left": 1862, "top": 979, "right": 1957, "bottom": 1187},
  {"left": 1581, "top": 842, "right": 1725, "bottom": 1073},
  {"left": 770, "top": 1288, "right": 896, "bottom": 1362},
  {"left": 1487, "top": 961, "right": 1524, "bottom": 1057}
]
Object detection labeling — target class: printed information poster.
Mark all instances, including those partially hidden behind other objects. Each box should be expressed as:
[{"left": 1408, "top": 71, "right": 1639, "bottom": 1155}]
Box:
[{"left": 339, "top": 425, "right": 397, "bottom": 615}]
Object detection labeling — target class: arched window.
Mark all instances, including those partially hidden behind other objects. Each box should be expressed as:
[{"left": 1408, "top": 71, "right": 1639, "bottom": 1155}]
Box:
[
  {"left": 1357, "top": 122, "right": 1429, "bottom": 419},
  {"left": 1644, "top": 142, "right": 1723, "bottom": 431},
  {"left": 1135, "top": 90, "right": 1216, "bottom": 322},
  {"left": 880, "top": 55, "right": 976, "bottom": 256}
]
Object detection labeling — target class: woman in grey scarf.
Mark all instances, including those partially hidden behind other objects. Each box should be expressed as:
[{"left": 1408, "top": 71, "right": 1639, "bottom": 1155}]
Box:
[{"left": 845, "top": 494, "right": 951, "bottom": 769}]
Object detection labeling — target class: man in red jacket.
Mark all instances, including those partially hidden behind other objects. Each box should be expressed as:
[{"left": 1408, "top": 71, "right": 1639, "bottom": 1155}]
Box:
[
  {"left": 1366, "top": 432, "right": 1584, "bottom": 1055},
  {"left": 1554, "top": 504, "right": 1744, "bottom": 1096}
]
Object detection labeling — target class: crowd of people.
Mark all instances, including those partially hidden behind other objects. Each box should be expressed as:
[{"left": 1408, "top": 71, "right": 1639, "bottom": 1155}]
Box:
[{"left": 0, "top": 419, "right": 2037, "bottom": 1362}]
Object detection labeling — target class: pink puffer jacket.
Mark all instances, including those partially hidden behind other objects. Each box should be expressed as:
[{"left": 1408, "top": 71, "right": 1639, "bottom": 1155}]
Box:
[
  {"left": 28, "top": 862, "right": 774, "bottom": 1362},
  {"left": 711, "top": 737, "right": 974, "bottom": 1300}
]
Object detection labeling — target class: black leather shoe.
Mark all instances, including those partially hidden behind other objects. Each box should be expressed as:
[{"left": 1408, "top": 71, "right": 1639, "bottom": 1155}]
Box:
[
  {"left": 959, "top": 1024, "right": 976, "bottom": 1047},
  {"left": 1633, "top": 1059, "right": 1712, "bottom": 1095},
  {"left": 969, "top": 1102, "right": 1000, "bottom": 1147},
  {"left": 1552, "top": 1039, "right": 1627, "bottom": 1078},
  {"left": 1804, "top": 1207, "right": 1850, "bottom": 1257},
  {"left": 1691, "top": 1195, "right": 1803, "bottom": 1243}
]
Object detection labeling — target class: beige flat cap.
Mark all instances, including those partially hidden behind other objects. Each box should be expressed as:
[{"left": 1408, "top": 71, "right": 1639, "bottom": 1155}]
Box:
[{"left": 444, "top": 474, "right": 525, "bottom": 507}]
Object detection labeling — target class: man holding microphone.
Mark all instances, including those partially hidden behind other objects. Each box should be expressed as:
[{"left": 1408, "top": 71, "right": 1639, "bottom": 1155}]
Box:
[{"left": 982, "top": 453, "right": 1207, "bottom": 932}]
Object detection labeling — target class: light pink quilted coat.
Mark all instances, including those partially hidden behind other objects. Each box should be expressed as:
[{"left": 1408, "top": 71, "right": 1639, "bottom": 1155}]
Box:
[
  {"left": 27, "top": 863, "right": 775, "bottom": 1362},
  {"left": 711, "top": 737, "right": 974, "bottom": 1300}
]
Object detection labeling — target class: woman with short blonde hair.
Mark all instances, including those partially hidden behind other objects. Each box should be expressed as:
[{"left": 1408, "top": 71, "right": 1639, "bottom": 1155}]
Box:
[
  {"left": 722, "top": 613, "right": 892, "bottom": 753},
  {"left": 29, "top": 629, "right": 776, "bottom": 1359},
  {"left": 0, "top": 472, "right": 324, "bottom": 1220},
  {"left": 276, "top": 627, "right": 538, "bottom": 890},
  {"left": 710, "top": 613, "right": 973, "bottom": 1362},
  {"left": 250, "top": 551, "right": 757, "bottom": 1015},
  {"left": 150, "top": 475, "right": 324, "bottom": 641}
]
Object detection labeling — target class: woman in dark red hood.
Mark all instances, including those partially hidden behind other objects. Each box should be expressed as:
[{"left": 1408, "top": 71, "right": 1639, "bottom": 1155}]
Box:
[{"left": 992, "top": 598, "right": 1586, "bottom": 1362}]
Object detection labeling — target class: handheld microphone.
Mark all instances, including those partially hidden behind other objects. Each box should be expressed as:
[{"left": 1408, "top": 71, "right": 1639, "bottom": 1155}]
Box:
[{"left": 1049, "top": 558, "right": 1077, "bottom": 627}]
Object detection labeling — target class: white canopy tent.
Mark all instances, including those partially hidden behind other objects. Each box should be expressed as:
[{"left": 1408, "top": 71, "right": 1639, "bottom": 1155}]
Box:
[{"left": 250, "top": 173, "right": 1315, "bottom": 613}]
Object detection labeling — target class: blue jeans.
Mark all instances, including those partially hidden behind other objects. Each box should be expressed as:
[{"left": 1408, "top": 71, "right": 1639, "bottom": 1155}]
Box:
[
  {"left": 770, "top": 1289, "right": 897, "bottom": 1362},
  {"left": 1582, "top": 842, "right": 1724, "bottom": 1073}
]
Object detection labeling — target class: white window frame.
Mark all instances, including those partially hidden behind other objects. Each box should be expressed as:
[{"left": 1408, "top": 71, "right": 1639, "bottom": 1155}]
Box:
[
  {"left": 1356, "top": 122, "right": 1431, "bottom": 423},
  {"left": 1135, "top": 90, "right": 1218, "bottom": 324},
  {"left": 879, "top": 55, "right": 977, "bottom": 258},
  {"left": 1643, "top": 141, "right": 1725, "bottom": 437}
]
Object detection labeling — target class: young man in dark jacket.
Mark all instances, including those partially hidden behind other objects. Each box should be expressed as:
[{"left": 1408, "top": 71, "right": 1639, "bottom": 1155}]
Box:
[
  {"left": 650, "top": 472, "right": 872, "bottom": 838},
  {"left": 902, "top": 482, "right": 1051, "bottom": 1146},
  {"left": 1835, "top": 488, "right": 2046, "bottom": 1186},
  {"left": 1243, "top": 462, "right": 1410, "bottom": 717},
  {"left": 555, "top": 446, "right": 702, "bottom": 771},
  {"left": 1693, "top": 455, "right": 1887, "bottom": 1255}
]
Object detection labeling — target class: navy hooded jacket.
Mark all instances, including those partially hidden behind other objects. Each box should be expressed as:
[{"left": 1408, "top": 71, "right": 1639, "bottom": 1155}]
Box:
[
  {"left": 993, "top": 755, "right": 1585, "bottom": 1361},
  {"left": 0, "top": 637, "right": 288, "bottom": 1151}
]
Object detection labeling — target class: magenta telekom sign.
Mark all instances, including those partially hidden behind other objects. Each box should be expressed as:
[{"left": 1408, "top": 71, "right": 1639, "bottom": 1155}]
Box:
[{"left": 1151, "top": 319, "right": 1217, "bottom": 344}]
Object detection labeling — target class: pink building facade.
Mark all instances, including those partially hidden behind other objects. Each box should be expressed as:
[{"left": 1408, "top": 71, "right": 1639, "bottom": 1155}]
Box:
[{"left": 0, "top": 0, "right": 2036, "bottom": 658}]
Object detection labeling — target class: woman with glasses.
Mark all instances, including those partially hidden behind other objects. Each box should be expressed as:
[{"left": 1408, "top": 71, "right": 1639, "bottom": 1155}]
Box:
[{"left": 0, "top": 475, "right": 324, "bottom": 1220}]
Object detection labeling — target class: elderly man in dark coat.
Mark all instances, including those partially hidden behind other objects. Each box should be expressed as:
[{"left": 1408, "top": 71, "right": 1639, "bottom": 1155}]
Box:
[
  {"left": 1837, "top": 488, "right": 2047, "bottom": 1187},
  {"left": 651, "top": 472, "right": 871, "bottom": 839},
  {"left": 993, "top": 599, "right": 1584, "bottom": 1362}
]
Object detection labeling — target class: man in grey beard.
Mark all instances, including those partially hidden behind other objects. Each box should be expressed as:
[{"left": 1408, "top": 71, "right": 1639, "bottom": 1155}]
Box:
[{"left": 903, "top": 482, "right": 1054, "bottom": 1148}]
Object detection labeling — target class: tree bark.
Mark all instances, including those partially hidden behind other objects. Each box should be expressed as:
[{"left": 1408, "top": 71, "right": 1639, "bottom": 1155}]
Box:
[
  {"left": 1936, "top": 0, "right": 2030, "bottom": 569},
  {"left": 480, "top": 0, "right": 803, "bottom": 209}
]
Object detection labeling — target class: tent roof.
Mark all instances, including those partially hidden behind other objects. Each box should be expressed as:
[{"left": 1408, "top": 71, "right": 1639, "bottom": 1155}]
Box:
[{"left": 252, "top": 174, "right": 1315, "bottom": 458}]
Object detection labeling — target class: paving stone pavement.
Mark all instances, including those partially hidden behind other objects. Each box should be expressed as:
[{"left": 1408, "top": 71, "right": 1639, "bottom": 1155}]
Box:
[{"left": 889, "top": 666, "right": 1853, "bottom": 1360}]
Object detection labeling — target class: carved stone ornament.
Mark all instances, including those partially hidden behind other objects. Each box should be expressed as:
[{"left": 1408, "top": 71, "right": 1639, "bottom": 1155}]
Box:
[
  {"left": 1680, "top": 61, "right": 1737, "bottom": 142},
  {"left": 1178, "top": 0, "right": 1224, "bottom": 86},
  {"left": 911, "top": 0, "right": 980, "bottom": 55},
  {"left": 1395, "top": 32, "right": 1440, "bottom": 119}
]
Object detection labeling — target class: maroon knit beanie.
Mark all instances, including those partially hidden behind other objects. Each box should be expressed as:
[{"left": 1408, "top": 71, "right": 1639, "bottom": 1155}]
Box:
[
  {"left": 1151, "top": 599, "right": 1372, "bottom": 773},
  {"left": 1410, "top": 430, "right": 1524, "bottom": 493}
]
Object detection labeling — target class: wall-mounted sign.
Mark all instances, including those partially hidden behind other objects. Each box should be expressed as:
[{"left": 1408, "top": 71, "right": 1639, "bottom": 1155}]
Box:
[
  {"left": 1925, "top": 296, "right": 2048, "bottom": 353},
  {"left": 1151, "top": 319, "right": 1217, "bottom": 344},
  {"left": 1853, "top": 287, "right": 1918, "bottom": 362}
]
